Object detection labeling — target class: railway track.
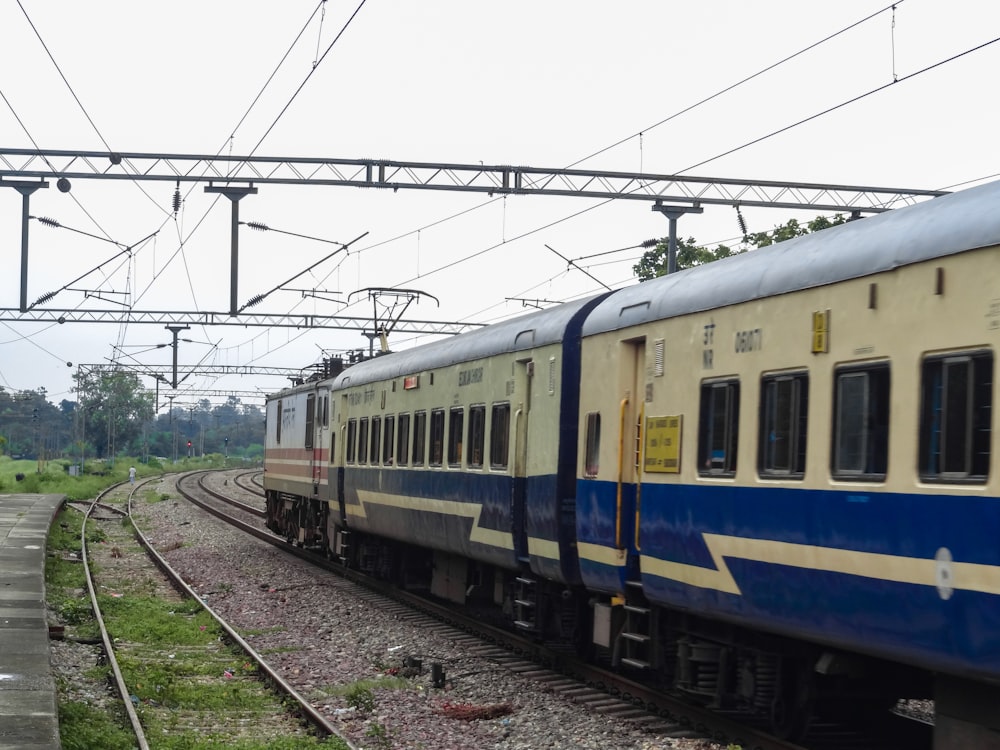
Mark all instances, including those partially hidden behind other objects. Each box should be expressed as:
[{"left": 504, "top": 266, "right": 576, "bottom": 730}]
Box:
[
  {"left": 177, "top": 469, "right": 933, "bottom": 750},
  {"left": 232, "top": 469, "right": 265, "bottom": 497},
  {"left": 67, "top": 477, "right": 353, "bottom": 750}
]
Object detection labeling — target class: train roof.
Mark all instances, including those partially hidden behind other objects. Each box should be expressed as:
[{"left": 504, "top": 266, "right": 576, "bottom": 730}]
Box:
[
  {"left": 331, "top": 293, "right": 606, "bottom": 388},
  {"left": 582, "top": 178, "right": 1000, "bottom": 336}
]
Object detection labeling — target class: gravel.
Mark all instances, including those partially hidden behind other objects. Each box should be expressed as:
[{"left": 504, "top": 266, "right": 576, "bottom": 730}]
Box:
[{"left": 119, "top": 474, "right": 727, "bottom": 750}]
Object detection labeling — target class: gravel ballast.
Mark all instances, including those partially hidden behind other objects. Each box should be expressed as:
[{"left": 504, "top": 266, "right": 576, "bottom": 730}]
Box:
[{"left": 127, "top": 475, "right": 727, "bottom": 750}]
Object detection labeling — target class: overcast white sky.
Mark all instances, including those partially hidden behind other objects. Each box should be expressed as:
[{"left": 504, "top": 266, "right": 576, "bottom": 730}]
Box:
[{"left": 1, "top": 0, "right": 998, "bottom": 410}]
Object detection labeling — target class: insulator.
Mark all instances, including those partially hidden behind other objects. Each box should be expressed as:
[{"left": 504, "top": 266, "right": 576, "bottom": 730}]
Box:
[
  {"left": 737, "top": 207, "right": 748, "bottom": 236},
  {"left": 37, "top": 216, "right": 61, "bottom": 228},
  {"left": 246, "top": 221, "right": 269, "bottom": 232},
  {"left": 172, "top": 186, "right": 181, "bottom": 214},
  {"left": 34, "top": 291, "right": 57, "bottom": 305},
  {"left": 244, "top": 294, "right": 265, "bottom": 308},
  {"left": 641, "top": 237, "right": 660, "bottom": 248}
]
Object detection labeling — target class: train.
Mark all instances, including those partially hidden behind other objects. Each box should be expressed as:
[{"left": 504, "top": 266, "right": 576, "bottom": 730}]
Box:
[{"left": 263, "top": 178, "right": 1000, "bottom": 741}]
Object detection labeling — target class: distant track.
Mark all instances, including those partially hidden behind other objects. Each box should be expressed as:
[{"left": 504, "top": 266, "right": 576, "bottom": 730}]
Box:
[{"left": 78, "top": 476, "right": 352, "bottom": 748}]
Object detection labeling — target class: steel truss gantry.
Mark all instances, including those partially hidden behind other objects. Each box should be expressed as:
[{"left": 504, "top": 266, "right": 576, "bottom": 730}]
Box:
[
  {"left": 1, "top": 148, "right": 951, "bottom": 390},
  {"left": 0, "top": 307, "right": 479, "bottom": 335},
  {"left": 0, "top": 147, "right": 947, "bottom": 210},
  {"left": 0, "top": 147, "right": 949, "bottom": 315}
]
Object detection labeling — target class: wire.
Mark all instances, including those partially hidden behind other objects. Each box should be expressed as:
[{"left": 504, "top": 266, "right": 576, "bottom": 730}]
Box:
[
  {"left": 676, "top": 35, "right": 1000, "bottom": 176},
  {"left": 15, "top": 0, "right": 112, "bottom": 152},
  {"left": 566, "top": 1, "right": 906, "bottom": 169},
  {"left": 144, "top": 1, "right": 366, "bottom": 387},
  {"left": 222, "top": 1, "right": 329, "bottom": 162},
  {"left": 245, "top": 0, "right": 369, "bottom": 158},
  {"left": 341, "top": 2, "right": 907, "bottom": 288}
]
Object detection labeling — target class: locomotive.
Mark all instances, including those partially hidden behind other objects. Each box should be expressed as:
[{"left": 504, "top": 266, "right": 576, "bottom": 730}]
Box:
[{"left": 264, "top": 178, "right": 1000, "bottom": 742}]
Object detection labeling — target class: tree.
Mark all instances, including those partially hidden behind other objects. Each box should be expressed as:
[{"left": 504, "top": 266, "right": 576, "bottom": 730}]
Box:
[
  {"left": 633, "top": 214, "right": 848, "bottom": 281},
  {"left": 633, "top": 238, "right": 742, "bottom": 280},
  {"left": 0, "top": 387, "right": 69, "bottom": 459},
  {"left": 744, "top": 214, "right": 848, "bottom": 248},
  {"left": 73, "top": 369, "right": 155, "bottom": 458}
]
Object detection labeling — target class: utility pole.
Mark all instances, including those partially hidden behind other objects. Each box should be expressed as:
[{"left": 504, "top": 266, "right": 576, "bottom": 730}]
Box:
[{"left": 167, "top": 395, "right": 176, "bottom": 463}]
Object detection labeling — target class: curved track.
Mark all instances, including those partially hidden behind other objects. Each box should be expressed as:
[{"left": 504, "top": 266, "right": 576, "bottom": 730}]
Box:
[
  {"left": 178, "top": 470, "right": 936, "bottom": 750},
  {"left": 77, "top": 476, "right": 355, "bottom": 749}
]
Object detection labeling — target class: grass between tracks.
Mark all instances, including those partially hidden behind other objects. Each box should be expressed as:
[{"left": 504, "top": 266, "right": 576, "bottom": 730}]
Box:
[{"left": 45, "top": 503, "right": 350, "bottom": 750}]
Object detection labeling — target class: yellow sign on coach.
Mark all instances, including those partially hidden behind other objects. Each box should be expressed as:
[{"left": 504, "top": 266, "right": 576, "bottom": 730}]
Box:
[{"left": 644, "top": 415, "right": 682, "bottom": 474}]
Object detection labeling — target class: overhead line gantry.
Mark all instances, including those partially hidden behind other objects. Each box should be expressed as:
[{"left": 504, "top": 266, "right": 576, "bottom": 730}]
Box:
[{"left": 1, "top": 147, "right": 949, "bottom": 318}]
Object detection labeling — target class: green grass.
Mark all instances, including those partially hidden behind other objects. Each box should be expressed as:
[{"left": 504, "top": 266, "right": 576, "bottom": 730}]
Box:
[
  {"left": 98, "top": 595, "right": 214, "bottom": 646},
  {"left": 0, "top": 454, "right": 231, "bottom": 500},
  {"left": 44, "top": 463, "right": 344, "bottom": 749},
  {"left": 58, "top": 701, "right": 137, "bottom": 750}
]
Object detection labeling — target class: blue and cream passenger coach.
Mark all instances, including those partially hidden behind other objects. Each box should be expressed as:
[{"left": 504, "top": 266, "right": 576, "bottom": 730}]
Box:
[
  {"left": 266, "top": 178, "right": 1000, "bottom": 740},
  {"left": 576, "top": 179, "right": 1000, "bottom": 685},
  {"left": 329, "top": 293, "right": 607, "bottom": 600}
]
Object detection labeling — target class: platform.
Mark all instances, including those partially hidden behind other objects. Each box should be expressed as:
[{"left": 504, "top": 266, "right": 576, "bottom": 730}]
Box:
[{"left": 0, "top": 494, "right": 65, "bottom": 750}]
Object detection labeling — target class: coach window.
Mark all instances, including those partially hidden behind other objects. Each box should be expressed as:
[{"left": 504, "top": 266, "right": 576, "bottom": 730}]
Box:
[
  {"left": 358, "top": 418, "right": 369, "bottom": 464},
  {"left": 490, "top": 403, "right": 510, "bottom": 470},
  {"left": 276, "top": 399, "right": 283, "bottom": 444},
  {"left": 412, "top": 410, "right": 427, "bottom": 466},
  {"left": 346, "top": 419, "right": 356, "bottom": 463},
  {"left": 397, "top": 413, "right": 410, "bottom": 467},
  {"left": 468, "top": 405, "right": 486, "bottom": 468},
  {"left": 305, "top": 394, "right": 316, "bottom": 450},
  {"left": 430, "top": 409, "right": 445, "bottom": 466},
  {"left": 383, "top": 415, "right": 395, "bottom": 466},
  {"left": 448, "top": 407, "right": 465, "bottom": 467},
  {"left": 584, "top": 412, "right": 601, "bottom": 477},
  {"left": 919, "top": 351, "right": 992, "bottom": 482},
  {"left": 698, "top": 379, "right": 740, "bottom": 477},
  {"left": 832, "top": 363, "right": 889, "bottom": 480},
  {"left": 759, "top": 372, "right": 808, "bottom": 478},
  {"left": 370, "top": 416, "right": 381, "bottom": 465}
]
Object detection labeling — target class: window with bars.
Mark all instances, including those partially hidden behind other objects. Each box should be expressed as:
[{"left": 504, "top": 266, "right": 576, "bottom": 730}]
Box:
[
  {"left": 412, "top": 411, "right": 427, "bottom": 466},
  {"left": 698, "top": 379, "right": 739, "bottom": 476},
  {"left": 448, "top": 407, "right": 464, "bottom": 467},
  {"left": 358, "top": 418, "right": 369, "bottom": 464},
  {"left": 468, "top": 405, "right": 486, "bottom": 468},
  {"left": 759, "top": 373, "right": 808, "bottom": 478},
  {"left": 832, "top": 364, "right": 890, "bottom": 480},
  {"left": 919, "top": 351, "right": 992, "bottom": 482},
  {"left": 305, "top": 394, "right": 316, "bottom": 449},
  {"left": 396, "top": 413, "right": 410, "bottom": 467},
  {"left": 490, "top": 403, "right": 510, "bottom": 470},
  {"left": 430, "top": 409, "right": 445, "bottom": 466},
  {"left": 383, "top": 415, "right": 395, "bottom": 465},
  {"left": 346, "top": 418, "right": 356, "bottom": 463},
  {"left": 370, "top": 416, "right": 381, "bottom": 465},
  {"left": 584, "top": 412, "right": 601, "bottom": 477}
]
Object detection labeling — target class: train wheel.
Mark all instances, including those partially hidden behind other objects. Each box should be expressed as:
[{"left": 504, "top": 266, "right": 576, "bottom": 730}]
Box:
[
  {"left": 769, "top": 694, "right": 811, "bottom": 740},
  {"left": 769, "top": 661, "right": 813, "bottom": 740}
]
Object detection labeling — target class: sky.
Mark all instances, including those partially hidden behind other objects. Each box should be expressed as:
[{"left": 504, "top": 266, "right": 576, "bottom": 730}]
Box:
[{"left": 1, "top": 0, "right": 999, "bottom": 412}]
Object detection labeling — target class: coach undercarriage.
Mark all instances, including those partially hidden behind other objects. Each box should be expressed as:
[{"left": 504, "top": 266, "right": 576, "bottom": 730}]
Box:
[
  {"left": 592, "top": 585, "right": 929, "bottom": 739},
  {"left": 266, "top": 492, "right": 926, "bottom": 740}
]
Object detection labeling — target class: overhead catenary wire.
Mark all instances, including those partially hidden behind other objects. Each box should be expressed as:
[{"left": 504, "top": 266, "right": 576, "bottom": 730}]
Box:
[
  {"left": 565, "top": 0, "right": 908, "bottom": 170},
  {"left": 676, "top": 34, "right": 1000, "bottom": 176},
  {"left": 147, "top": 1, "right": 369, "bottom": 385},
  {"left": 393, "top": 30, "right": 1000, "bottom": 317}
]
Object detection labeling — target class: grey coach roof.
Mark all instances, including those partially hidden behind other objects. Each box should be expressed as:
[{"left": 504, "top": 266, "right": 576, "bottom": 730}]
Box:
[
  {"left": 582, "top": 178, "right": 1000, "bottom": 337},
  {"left": 332, "top": 294, "right": 604, "bottom": 388}
]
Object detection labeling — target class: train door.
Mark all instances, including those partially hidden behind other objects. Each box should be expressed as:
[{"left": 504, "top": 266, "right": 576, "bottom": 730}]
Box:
[
  {"left": 511, "top": 357, "right": 533, "bottom": 562},
  {"left": 305, "top": 391, "right": 319, "bottom": 496},
  {"left": 330, "top": 393, "right": 350, "bottom": 563},
  {"left": 617, "top": 338, "right": 645, "bottom": 565}
]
